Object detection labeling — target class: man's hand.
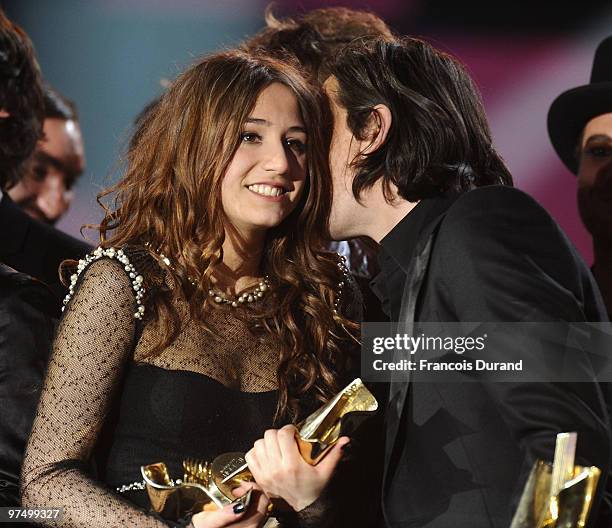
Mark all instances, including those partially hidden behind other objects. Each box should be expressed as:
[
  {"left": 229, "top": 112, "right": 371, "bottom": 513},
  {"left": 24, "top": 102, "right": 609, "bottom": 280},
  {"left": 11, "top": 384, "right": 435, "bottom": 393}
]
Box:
[{"left": 245, "top": 424, "right": 349, "bottom": 511}]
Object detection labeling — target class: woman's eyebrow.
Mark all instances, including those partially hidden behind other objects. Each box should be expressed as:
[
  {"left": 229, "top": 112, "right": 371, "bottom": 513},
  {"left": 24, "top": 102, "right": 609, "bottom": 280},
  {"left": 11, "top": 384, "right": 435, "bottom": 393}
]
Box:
[{"left": 246, "top": 117, "right": 306, "bottom": 134}]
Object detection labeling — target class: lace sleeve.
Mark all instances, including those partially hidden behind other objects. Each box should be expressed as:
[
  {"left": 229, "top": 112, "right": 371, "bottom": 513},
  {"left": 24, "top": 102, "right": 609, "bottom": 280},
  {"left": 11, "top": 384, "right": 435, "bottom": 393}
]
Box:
[{"left": 20, "top": 256, "right": 169, "bottom": 527}]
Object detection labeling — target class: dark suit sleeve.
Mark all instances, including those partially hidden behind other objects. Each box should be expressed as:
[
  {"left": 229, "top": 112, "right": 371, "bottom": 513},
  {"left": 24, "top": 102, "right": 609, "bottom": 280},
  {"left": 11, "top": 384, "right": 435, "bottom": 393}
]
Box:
[
  {"left": 0, "top": 279, "right": 55, "bottom": 507},
  {"left": 435, "top": 186, "right": 611, "bottom": 522},
  {"left": 0, "top": 195, "right": 92, "bottom": 292}
]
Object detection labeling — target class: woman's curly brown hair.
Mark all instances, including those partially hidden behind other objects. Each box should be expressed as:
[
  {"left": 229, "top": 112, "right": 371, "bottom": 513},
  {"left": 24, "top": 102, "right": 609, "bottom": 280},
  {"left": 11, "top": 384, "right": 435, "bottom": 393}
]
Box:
[{"left": 94, "top": 50, "right": 359, "bottom": 421}]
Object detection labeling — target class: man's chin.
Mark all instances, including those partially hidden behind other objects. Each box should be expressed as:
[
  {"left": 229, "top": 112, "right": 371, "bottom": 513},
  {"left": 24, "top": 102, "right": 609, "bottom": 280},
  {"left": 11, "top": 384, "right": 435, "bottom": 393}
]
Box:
[
  {"left": 579, "top": 193, "right": 612, "bottom": 238},
  {"left": 328, "top": 226, "right": 354, "bottom": 241},
  {"left": 23, "top": 206, "right": 55, "bottom": 225}
]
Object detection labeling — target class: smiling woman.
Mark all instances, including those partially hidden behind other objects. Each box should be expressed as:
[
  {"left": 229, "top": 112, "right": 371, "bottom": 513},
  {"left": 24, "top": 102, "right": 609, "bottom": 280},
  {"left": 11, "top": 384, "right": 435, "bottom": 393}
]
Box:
[
  {"left": 20, "top": 50, "right": 363, "bottom": 528},
  {"left": 221, "top": 83, "right": 308, "bottom": 235}
]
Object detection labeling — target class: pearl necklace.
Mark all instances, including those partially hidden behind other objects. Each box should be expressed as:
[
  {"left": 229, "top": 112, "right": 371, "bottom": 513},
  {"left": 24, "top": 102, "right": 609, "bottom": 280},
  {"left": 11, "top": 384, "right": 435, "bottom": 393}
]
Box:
[
  {"left": 145, "top": 244, "right": 271, "bottom": 309},
  {"left": 208, "top": 276, "right": 270, "bottom": 308}
]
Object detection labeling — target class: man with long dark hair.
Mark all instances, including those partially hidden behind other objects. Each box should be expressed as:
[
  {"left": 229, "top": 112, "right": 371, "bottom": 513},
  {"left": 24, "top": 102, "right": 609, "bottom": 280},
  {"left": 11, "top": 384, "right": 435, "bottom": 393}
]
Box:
[{"left": 325, "top": 37, "right": 611, "bottom": 527}]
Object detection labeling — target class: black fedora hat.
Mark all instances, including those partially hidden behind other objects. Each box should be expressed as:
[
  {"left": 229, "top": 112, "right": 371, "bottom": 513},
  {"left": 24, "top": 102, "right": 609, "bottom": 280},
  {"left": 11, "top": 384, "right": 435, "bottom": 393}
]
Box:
[{"left": 548, "top": 35, "right": 612, "bottom": 174}]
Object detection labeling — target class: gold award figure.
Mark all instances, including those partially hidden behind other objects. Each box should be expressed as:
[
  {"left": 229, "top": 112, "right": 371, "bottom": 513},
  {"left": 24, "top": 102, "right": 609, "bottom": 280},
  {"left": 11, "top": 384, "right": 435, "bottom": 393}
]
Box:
[
  {"left": 510, "top": 432, "right": 601, "bottom": 528},
  {"left": 141, "top": 378, "right": 378, "bottom": 520}
]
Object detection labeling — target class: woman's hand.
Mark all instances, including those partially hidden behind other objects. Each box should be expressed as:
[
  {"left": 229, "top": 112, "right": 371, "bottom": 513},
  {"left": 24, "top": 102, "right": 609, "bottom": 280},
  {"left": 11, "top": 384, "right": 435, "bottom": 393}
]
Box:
[
  {"left": 245, "top": 424, "right": 349, "bottom": 511},
  {"left": 191, "top": 484, "right": 270, "bottom": 528}
]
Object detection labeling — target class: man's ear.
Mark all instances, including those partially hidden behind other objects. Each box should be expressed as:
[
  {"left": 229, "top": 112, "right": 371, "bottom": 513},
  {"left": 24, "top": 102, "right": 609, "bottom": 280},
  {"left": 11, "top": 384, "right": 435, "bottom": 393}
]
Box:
[{"left": 362, "top": 104, "right": 392, "bottom": 155}]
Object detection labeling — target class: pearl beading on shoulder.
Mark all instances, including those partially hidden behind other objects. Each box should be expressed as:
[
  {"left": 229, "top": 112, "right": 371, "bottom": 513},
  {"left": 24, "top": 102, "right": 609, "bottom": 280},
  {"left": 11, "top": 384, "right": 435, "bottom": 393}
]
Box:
[
  {"left": 62, "top": 246, "right": 147, "bottom": 320},
  {"left": 334, "top": 254, "right": 351, "bottom": 314}
]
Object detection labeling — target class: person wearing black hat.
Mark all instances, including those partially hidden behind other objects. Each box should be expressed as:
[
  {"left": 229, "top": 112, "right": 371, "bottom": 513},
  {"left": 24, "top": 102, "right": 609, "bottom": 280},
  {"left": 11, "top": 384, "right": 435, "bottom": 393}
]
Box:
[{"left": 548, "top": 36, "right": 612, "bottom": 318}]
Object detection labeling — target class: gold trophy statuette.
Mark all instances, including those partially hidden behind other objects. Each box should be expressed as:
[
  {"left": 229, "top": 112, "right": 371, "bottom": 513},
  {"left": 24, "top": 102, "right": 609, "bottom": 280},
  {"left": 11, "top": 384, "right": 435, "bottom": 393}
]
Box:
[
  {"left": 510, "top": 432, "right": 601, "bottom": 528},
  {"left": 141, "top": 378, "right": 378, "bottom": 521}
]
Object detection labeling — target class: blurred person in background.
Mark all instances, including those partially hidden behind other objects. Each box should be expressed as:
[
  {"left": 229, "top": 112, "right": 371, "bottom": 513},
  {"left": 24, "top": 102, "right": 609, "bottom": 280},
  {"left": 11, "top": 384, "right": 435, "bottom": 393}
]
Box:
[
  {"left": 7, "top": 84, "right": 85, "bottom": 226},
  {"left": 0, "top": 85, "right": 91, "bottom": 295},
  {"left": 548, "top": 35, "right": 612, "bottom": 318},
  {"left": 243, "top": 6, "right": 395, "bottom": 85},
  {"left": 0, "top": 8, "right": 57, "bottom": 513},
  {"left": 0, "top": 76, "right": 91, "bottom": 294},
  {"left": 243, "top": 5, "right": 396, "bottom": 323}
]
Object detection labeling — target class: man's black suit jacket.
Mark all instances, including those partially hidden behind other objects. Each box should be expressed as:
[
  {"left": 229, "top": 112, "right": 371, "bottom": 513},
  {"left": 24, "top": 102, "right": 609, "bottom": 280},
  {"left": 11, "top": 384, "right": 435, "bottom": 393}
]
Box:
[
  {"left": 377, "top": 186, "right": 611, "bottom": 527},
  {"left": 0, "top": 264, "right": 56, "bottom": 508},
  {"left": 0, "top": 195, "right": 92, "bottom": 295}
]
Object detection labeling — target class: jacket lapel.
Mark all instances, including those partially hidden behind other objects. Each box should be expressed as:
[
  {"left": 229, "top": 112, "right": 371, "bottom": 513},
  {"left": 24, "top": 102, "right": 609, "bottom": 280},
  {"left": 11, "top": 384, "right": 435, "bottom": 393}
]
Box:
[{"left": 383, "top": 213, "right": 447, "bottom": 492}]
